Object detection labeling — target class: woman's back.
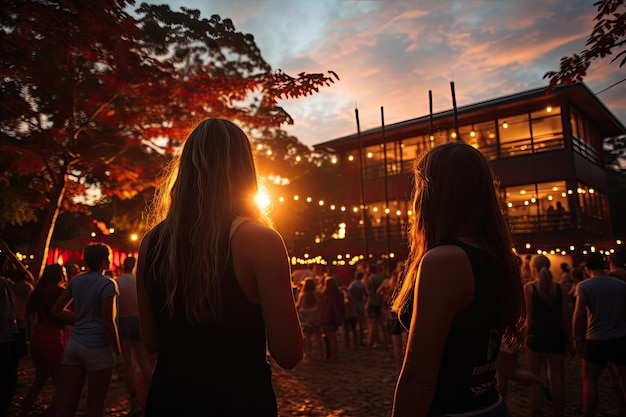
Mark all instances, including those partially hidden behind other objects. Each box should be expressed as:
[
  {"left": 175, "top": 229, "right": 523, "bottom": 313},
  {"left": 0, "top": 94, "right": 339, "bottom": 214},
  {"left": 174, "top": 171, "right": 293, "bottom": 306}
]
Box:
[{"left": 143, "top": 223, "right": 276, "bottom": 416}]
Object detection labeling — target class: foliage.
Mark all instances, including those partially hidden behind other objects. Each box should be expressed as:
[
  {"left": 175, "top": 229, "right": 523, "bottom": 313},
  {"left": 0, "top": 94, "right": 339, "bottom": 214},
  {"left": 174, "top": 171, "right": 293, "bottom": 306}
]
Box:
[
  {"left": 544, "top": 0, "right": 626, "bottom": 90},
  {"left": 0, "top": 0, "right": 337, "bottom": 276}
]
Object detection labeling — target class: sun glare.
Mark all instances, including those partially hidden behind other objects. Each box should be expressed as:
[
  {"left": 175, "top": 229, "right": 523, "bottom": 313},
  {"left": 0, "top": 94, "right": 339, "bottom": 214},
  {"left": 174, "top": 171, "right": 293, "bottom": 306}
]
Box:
[{"left": 255, "top": 188, "right": 272, "bottom": 211}]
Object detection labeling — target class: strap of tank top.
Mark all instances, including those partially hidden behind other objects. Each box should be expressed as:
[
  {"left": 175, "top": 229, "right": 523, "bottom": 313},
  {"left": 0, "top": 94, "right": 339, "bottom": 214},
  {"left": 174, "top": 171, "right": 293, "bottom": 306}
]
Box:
[{"left": 229, "top": 216, "right": 250, "bottom": 241}]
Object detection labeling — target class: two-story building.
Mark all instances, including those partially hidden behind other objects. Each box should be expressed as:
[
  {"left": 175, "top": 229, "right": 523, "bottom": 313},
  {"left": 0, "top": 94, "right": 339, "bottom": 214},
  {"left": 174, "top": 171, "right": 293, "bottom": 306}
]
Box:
[{"left": 296, "top": 83, "right": 624, "bottom": 265}]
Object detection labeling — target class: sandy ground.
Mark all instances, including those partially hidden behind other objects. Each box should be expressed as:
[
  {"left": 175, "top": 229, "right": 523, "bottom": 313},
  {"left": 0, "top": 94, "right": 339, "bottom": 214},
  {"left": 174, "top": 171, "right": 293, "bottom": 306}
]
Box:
[{"left": 8, "top": 344, "right": 624, "bottom": 417}]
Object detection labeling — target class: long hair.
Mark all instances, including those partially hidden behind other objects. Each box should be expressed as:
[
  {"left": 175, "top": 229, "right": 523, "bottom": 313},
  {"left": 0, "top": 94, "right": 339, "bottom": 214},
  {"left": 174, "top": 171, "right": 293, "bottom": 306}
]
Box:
[
  {"left": 147, "top": 118, "right": 272, "bottom": 324},
  {"left": 532, "top": 255, "right": 556, "bottom": 305},
  {"left": 391, "top": 142, "right": 525, "bottom": 348},
  {"left": 26, "top": 264, "right": 66, "bottom": 319}
]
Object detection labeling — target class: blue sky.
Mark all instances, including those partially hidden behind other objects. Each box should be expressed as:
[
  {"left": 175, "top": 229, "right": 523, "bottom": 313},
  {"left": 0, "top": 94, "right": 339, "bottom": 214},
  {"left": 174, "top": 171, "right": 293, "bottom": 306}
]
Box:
[{"left": 166, "top": 0, "right": 626, "bottom": 147}]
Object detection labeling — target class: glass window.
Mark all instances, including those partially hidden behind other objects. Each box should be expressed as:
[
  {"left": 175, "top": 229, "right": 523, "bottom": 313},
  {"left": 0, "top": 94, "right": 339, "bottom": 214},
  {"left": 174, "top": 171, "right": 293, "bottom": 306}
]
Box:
[
  {"left": 531, "top": 111, "right": 564, "bottom": 153},
  {"left": 498, "top": 114, "right": 532, "bottom": 157},
  {"left": 465, "top": 120, "right": 498, "bottom": 160}
]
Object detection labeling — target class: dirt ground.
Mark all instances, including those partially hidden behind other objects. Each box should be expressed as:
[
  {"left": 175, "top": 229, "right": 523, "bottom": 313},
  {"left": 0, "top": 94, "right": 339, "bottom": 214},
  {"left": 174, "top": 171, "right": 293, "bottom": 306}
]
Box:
[{"left": 8, "top": 345, "right": 624, "bottom": 417}]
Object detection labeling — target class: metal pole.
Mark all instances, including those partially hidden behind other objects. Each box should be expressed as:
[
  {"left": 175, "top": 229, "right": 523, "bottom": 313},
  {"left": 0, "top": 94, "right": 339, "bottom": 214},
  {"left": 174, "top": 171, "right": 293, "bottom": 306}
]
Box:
[
  {"left": 381, "top": 106, "right": 391, "bottom": 258},
  {"left": 355, "top": 108, "right": 369, "bottom": 258},
  {"left": 450, "top": 81, "right": 462, "bottom": 142}
]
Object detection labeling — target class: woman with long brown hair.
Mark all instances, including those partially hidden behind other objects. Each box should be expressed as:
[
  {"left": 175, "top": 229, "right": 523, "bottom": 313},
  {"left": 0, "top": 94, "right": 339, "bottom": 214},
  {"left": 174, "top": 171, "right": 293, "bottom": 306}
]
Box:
[
  {"left": 391, "top": 142, "right": 525, "bottom": 417},
  {"left": 136, "top": 118, "right": 302, "bottom": 416}
]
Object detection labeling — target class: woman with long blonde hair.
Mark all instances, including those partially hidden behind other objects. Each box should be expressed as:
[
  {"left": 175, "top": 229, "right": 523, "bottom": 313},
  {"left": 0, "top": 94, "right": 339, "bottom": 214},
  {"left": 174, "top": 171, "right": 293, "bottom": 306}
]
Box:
[
  {"left": 391, "top": 142, "right": 525, "bottom": 417},
  {"left": 136, "top": 118, "right": 303, "bottom": 416},
  {"left": 524, "top": 254, "right": 569, "bottom": 417}
]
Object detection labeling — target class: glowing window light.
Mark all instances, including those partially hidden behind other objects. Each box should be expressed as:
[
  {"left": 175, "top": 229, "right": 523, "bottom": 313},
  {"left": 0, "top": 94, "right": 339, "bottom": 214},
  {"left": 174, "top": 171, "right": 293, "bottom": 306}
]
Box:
[
  {"left": 524, "top": 201, "right": 529, "bottom": 206},
  {"left": 552, "top": 186, "right": 558, "bottom": 191},
  {"left": 91, "top": 232, "right": 96, "bottom": 237},
  {"left": 429, "top": 135, "right": 434, "bottom": 141},
  {"left": 536, "top": 249, "right": 542, "bottom": 254},
  {"left": 304, "top": 253, "right": 309, "bottom": 259},
  {"left": 568, "top": 190, "right": 573, "bottom": 195},
  {"left": 295, "top": 155, "right": 301, "bottom": 162},
  {"left": 294, "top": 195, "right": 299, "bottom": 201},
  {"left": 131, "top": 234, "right": 138, "bottom": 241},
  {"left": 385, "top": 208, "right": 391, "bottom": 214},
  {"left": 590, "top": 246, "right": 596, "bottom": 252},
  {"left": 451, "top": 132, "right": 457, "bottom": 139},
  {"left": 341, "top": 206, "right": 346, "bottom": 212},
  {"left": 589, "top": 189, "right": 595, "bottom": 193},
  {"left": 318, "top": 200, "right": 324, "bottom": 206},
  {"left": 617, "top": 240, "right": 622, "bottom": 245},
  {"left": 331, "top": 157, "right": 337, "bottom": 164},
  {"left": 109, "top": 228, "right": 115, "bottom": 234},
  {"left": 570, "top": 246, "right": 575, "bottom": 251},
  {"left": 561, "top": 192, "right": 567, "bottom": 197},
  {"left": 525, "top": 243, "right": 531, "bottom": 249},
  {"left": 372, "top": 207, "right": 378, "bottom": 212},
  {"left": 396, "top": 210, "right": 401, "bottom": 216},
  {"left": 470, "top": 131, "right": 476, "bottom": 137},
  {"left": 266, "top": 150, "right": 272, "bottom": 156},
  {"left": 367, "top": 152, "right": 373, "bottom": 158},
  {"left": 256, "top": 144, "right": 263, "bottom": 150},
  {"left": 507, "top": 202, "right": 513, "bottom": 207},
  {"left": 407, "top": 210, "right": 413, "bottom": 216},
  {"left": 530, "top": 197, "right": 536, "bottom": 203},
  {"left": 330, "top": 205, "right": 336, "bottom": 210},
  {"left": 348, "top": 155, "right": 354, "bottom": 161},
  {"left": 279, "top": 197, "right": 285, "bottom": 203},
  {"left": 520, "top": 190, "right": 526, "bottom": 195},
  {"left": 353, "top": 207, "right": 359, "bottom": 213},
  {"left": 306, "top": 197, "right": 312, "bottom": 203},
  {"left": 546, "top": 106, "right": 553, "bottom": 113},
  {"left": 502, "top": 122, "right": 508, "bottom": 128}
]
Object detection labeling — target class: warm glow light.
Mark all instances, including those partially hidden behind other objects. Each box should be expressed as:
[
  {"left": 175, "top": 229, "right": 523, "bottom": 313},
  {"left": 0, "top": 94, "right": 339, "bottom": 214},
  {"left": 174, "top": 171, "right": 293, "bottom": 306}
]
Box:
[
  {"left": 617, "top": 240, "right": 622, "bottom": 245},
  {"left": 524, "top": 201, "right": 529, "bottom": 206},
  {"left": 294, "top": 195, "right": 299, "bottom": 201},
  {"left": 318, "top": 200, "right": 324, "bottom": 206},
  {"left": 395, "top": 210, "right": 401, "bottom": 216},
  {"left": 570, "top": 246, "right": 575, "bottom": 250},
  {"left": 352, "top": 207, "right": 358, "bottom": 213},
  {"left": 256, "top": 144, "right": 262, "bottom": 150},
  {"left": 266, "top": 150, "right": 272, "bottom": 156},
  {"left": 451, "top": 132, "right": 457, "bottom": 138},
  {"left": 520, "top": 190, "right": 526, "bottom": 195},
  {"left": 109, "top": 228, "right": 115, "bottom": 234},
  {"left": 470, "top": 131, "right": 476, "bottom": 137},
  {"left": 548, "top": 195, "right": 553, "bottom": 201},
  {"left": 552, "top": 186, "right": 558, "bottom": 191},
  {"left": 255, "top": 189, "right": 271, "bottom": 211},
  {"left": 341, "top": 206, "right": 346, "bottom": 212},
  {"left": 348, "top": 155, "right": 354, "bottom": 161},
  {"left": 589, "top": 188, "right": 595, "bottom": 193},
  {"left": 295, "top": 155, "right": 301, "bottom": 162},
  {"left": 507, "top": 202, "right": 513, "bottom": 207},
  {"left": 502, "top": 122, "right": 508, "bottom": 128},
  {"left": 429, "top": 135, "right": 434, "bottom": 141},
  {"left": 367, "top": 152, "right": 373, "bottom": 158},
  {"left": 131, "top": 234, "right": 138, "bottom": 241},
  {"left": 279, "top": 197, "right": 285, "bottom": 202},
  {"left": 57, "top": 255, "right": 64, "bottom": 266},
  {"left": 525, "top": 243, "right": 531, "bottom": 249},
  {"left": 546, "top": 106, "right": 552, "bottom": 112},
  {"left": 90, "top": 232, "right": 96, "bottom": 237},
  {"left": 306, "top": 197, "right": 312, "bottom": 203},
  {"left": 330, "top": 205, "right": 336, "bottom": 210},
  {"left": 331, "top": 157, "right": 337, "bottom": 164}
]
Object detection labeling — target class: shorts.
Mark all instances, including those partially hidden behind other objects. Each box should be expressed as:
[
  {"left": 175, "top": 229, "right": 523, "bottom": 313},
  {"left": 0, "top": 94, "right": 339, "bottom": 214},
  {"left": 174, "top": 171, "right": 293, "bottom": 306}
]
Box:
[
  {"left": 387, "top": 315, "right": 405, "bottom": 335},
  {"left": 118, "top": 317, "right": 142, "bottom": 343},
  {"left": 63, "top": 338, "right": 115, "bottom": 372},
  {"left": 526, "top": 333, "right": 565, "bottom": 354},
  {"left": 367, "top": 304, "right": 382, "bottom": 318},
  {"left": 583, "top": 335, "right": 626, "bottom": 366}
]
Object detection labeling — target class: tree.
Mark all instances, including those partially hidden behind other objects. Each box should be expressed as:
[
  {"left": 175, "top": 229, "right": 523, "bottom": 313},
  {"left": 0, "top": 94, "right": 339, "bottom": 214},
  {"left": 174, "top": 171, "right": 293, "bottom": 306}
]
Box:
[
  {"left": 544, "top": 0, "right": 626, "bottom": 90},
  {"left": 0, "top": 1, "right": 337, "bottom": 278}
]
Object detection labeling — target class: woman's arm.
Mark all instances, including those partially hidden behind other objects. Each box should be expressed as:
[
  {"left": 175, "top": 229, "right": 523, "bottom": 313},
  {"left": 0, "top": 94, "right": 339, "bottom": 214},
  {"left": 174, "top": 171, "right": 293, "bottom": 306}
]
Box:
[
  {"left": 102, "top": 295, "right": 121, "bottom": 356},
  {"left": 51, "top": 288, "right": 75, "bottom": 324},
  {"left": 235, "top": 223, "right": 303, "bottom": 370},
  {"left": 136, "top": 232, "right": 159, "bottom": 354},
  {"left": 0, "top": 239, "right": 34, "bottom": 282},
  {"left": 392, "top": 246, "right": 474, "bottom": 417}
]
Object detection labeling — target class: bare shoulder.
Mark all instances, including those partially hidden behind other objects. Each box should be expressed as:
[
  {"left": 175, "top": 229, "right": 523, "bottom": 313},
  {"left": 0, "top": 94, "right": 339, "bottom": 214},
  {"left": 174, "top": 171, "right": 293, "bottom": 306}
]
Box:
[
  {"left": 421, "top": 245, "right": 471, "bottom": 271},
  {"left": 420, "top": 245, "right": 473, "bottom": 288},
  {"left": 234, "top": 221, "right": 284, "bottom": 246}
]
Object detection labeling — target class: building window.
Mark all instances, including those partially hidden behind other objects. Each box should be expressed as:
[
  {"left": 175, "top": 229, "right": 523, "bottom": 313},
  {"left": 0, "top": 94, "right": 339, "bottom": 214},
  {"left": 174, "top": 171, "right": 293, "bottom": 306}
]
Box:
[
  {"left": 504, "top": 181, "right": 569, "bottom": 232},
  {"left": 461, "top": 121, "right": 498, "bottom": 160},
  {"left": 498, "top": 114, "right": 532, "bottom": 157},
  {"left": 531, "top": 106, "right": 564, "bottom": 153}
]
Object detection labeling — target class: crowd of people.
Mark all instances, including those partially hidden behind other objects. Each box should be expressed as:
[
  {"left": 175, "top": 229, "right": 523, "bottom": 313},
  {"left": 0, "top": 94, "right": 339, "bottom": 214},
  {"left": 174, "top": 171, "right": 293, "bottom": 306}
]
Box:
[{"left": 1, "top": 119, "right": 626, "bottom": 417}]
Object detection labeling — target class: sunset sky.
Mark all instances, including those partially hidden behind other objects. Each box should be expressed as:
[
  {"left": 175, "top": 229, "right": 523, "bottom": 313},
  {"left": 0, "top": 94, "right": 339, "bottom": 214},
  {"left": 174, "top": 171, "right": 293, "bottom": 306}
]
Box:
[{"left": 167, "top": 0, "right": 626, "bottom": 147}]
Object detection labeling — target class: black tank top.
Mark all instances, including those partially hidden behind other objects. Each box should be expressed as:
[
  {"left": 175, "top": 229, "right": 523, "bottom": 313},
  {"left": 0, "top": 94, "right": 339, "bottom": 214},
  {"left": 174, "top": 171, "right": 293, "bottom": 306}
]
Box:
[
  {"left": 401, "top": 241, "right": 502, "bottom": 414},
  {"left": 143, "top": 223, "right": 277, "bottom": 417}
]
